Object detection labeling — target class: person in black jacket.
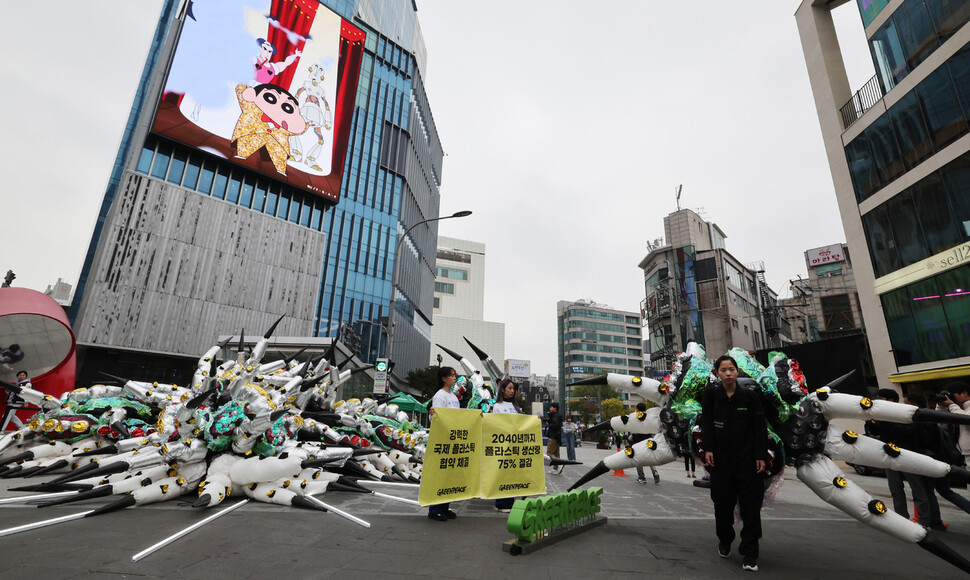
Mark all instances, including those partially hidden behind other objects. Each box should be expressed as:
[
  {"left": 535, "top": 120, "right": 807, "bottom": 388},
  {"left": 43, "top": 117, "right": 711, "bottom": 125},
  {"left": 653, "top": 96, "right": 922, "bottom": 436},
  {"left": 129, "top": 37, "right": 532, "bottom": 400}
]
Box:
[
  {"left": 700, "top": 355, "right": 767, "bottom": 572},
  {"left": 546, "top": 403, "right": 563, "bottom": 474}
]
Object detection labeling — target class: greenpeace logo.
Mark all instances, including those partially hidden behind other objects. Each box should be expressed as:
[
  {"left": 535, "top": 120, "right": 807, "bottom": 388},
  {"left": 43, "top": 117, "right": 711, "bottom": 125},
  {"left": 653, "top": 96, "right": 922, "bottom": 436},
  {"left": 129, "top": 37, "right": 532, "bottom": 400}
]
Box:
[
  {"left": 437, "top": 486, "right": 467, "bottom": 496},
  {"left": 499, "top": 483, "right": 530, "bottom": 491}
]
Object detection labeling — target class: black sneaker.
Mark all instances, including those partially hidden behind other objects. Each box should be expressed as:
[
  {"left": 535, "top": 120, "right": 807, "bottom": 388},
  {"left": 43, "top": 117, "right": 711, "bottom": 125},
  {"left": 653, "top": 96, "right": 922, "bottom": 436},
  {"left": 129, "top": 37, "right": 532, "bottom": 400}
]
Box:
[
  {"left": 717, "top": 543, "right": 730, "bottom": 558},
  {"left": 636, "top": 477, "right": 647, "bottom": 484},
  {"left": 653, "top": 472, "right": 661, "bottom": 484},
  {"left": 741, "top": 557, "right": 758, "bottom": 571}
]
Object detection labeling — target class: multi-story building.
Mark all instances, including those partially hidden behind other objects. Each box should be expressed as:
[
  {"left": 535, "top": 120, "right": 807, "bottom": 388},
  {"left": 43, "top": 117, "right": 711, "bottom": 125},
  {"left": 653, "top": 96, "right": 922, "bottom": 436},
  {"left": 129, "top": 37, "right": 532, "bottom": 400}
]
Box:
[
  {"left": 68, "top": 0, "right": 444, "bottom": 382},
  {"left": 779, "top": 243, "right": 865, "bottom": 345},
  {"left": 557, "top": 299, "right": 643, "bottom": 411},
  {"left": 44, "top": 279, "right": 73, "bottom": 304},
  {"left": 429, "top": 236, "right": 505, "bottom": 367},
  {"left": 797, "top": 0, "right": 970, "bottom": 392},
  {"left": 639, "top": 209, "right": 783, "bottom": 375}
]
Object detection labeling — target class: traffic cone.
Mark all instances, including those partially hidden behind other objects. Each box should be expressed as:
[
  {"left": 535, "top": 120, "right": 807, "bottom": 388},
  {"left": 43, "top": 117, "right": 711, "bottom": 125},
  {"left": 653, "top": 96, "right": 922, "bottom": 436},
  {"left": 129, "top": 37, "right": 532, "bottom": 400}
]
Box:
[{"left": 611, "top": 468, "right": 628, "bottom": 477}]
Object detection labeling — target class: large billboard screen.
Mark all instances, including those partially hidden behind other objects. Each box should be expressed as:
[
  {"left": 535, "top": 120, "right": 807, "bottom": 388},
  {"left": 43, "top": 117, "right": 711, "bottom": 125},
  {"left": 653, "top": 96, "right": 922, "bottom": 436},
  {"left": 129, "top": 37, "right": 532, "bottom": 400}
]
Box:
[{"left": 151, "top": 0, "right": 364, "bottom": 203}]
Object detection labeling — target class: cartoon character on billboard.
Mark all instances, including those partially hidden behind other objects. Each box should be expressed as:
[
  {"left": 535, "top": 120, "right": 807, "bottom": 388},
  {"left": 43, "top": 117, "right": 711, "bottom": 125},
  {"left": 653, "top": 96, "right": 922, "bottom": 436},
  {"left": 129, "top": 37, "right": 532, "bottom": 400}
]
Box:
[
  {"left": 253, "top": 38, "right": 302, "bottom": 86},
  {"left": 289, "top": 64, "right": 333, "bottom": 171},
  {"left": 230, "top": 83, "right": 308, "bottom": 175}
]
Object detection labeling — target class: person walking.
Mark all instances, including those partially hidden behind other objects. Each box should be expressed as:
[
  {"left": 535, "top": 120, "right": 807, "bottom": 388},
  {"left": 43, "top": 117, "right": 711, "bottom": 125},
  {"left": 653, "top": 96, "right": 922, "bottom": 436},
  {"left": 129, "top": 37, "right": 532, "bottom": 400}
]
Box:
[
  {"left": 546, "top": 403, "right": 563, "bottom": 474},
  {"left": 428, "top": 366, "right": 460, "bottom": 522},
  {"left": 492, "top": 378, "right": 522, "bottom": 512},
  {"left": 630, "top": 403, "right": 660, "bottom": 484},
  {"left": 562, "top": 416, "right": 578, "bottom": 462},
  {"left": 700, "top": 355, "right": 767, "bottom": 572}
]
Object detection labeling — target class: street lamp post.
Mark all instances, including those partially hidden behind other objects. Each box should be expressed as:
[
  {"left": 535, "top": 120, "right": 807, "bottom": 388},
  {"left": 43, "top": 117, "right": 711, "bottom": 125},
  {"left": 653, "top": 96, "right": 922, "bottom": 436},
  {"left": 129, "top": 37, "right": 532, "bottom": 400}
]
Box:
[{"left": 385, "top": 210, "right": 472, "bottom": 372}]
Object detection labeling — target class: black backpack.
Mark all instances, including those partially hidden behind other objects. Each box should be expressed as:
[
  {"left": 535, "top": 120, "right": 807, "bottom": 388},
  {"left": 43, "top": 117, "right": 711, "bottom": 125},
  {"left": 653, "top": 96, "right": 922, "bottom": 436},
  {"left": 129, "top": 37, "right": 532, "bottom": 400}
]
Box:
[{"left": 938, "top": 426, "right": 965, "bottom": 466}]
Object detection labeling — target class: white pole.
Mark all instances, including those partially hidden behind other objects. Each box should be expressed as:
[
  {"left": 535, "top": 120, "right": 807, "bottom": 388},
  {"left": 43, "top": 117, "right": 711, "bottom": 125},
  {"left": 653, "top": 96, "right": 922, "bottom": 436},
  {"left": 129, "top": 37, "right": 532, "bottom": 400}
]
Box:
[
  {"left": 130, "top": 499, "right": 250, "bottom": 562},
  {"left": 306, "top": 495, "right": 370, "bottom": 528},
  {"left": 0, "top": 510, "right": 94, "bottom": 538},
  {"left": 0, "top": 491, "right": 79, "bottom": 505}
]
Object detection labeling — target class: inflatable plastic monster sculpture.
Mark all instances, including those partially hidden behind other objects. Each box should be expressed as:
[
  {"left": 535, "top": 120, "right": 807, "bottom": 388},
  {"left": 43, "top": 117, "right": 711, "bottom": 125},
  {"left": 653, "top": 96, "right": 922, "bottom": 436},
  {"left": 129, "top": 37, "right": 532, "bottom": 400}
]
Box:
[{"left": 567, "top": 342, "right": 970, "bottom": 573}]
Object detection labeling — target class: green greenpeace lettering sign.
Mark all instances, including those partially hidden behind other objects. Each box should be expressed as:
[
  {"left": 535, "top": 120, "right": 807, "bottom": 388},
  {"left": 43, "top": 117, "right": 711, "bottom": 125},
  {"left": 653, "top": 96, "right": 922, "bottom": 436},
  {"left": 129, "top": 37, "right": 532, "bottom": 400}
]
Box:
[{"left": 507, "top": 487, "right": 603, "bottom": 542}]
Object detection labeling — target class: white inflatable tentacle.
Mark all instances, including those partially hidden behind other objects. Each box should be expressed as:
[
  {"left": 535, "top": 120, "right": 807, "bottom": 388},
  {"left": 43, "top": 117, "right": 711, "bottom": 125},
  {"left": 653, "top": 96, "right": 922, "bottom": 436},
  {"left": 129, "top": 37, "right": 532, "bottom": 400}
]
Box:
[
  {"left": 813, "top": 391, "right": 917, "bottom": 423},
  {"left": 796, "top": 454, "right": 925, "bottom": 543},
  {"left": 822, "top": 425, "right": 950, "bottom": 477},
  {"left": 605, "top": 373, "right": 668, "bottom": 406},
  {"left": 603, "top": 435, "right": 678, "bottom": 470},
  {"left": 608, "top": 407, "right": 662, "bottom": 435}
]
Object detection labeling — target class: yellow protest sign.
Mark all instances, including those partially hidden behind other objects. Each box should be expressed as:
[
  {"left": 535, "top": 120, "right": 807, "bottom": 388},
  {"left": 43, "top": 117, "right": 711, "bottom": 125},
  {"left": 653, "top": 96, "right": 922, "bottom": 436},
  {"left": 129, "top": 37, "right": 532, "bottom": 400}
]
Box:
[
  {"left": 480, "top": 414, "right": 545, "bottom": 499},
  {"left": 418, "top": 408, "right": 482, "bottom": 506}
]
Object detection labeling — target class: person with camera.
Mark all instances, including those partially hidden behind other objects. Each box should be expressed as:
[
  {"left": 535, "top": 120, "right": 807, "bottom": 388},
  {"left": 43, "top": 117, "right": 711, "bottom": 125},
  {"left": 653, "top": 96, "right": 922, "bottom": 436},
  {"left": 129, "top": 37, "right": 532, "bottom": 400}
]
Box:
[{"left": 936, "top": 382, "right": 970, "bottom": 467}]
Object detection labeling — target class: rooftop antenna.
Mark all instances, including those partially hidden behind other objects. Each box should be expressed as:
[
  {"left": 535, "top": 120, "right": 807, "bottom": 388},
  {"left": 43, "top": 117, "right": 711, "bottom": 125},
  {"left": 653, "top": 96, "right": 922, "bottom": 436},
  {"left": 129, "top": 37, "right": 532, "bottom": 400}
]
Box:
[{"left": 675, "top": 184, "right": 683, "bottom": 211}]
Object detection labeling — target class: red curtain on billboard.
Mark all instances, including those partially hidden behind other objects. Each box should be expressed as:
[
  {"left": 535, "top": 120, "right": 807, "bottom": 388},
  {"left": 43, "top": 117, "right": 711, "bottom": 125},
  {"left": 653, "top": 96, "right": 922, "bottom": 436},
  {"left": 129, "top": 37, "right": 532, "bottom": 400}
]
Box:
[
  {"left": 264, "top": 0, "right": 319, "bottom": 90},
  {"left": 330, "top": 22, "right": 366, "bottom": 176}
]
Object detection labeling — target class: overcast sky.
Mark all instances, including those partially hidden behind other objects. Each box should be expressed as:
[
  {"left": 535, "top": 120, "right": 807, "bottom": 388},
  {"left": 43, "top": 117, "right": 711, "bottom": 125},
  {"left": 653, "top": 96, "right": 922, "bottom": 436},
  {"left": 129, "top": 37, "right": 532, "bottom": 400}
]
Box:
[{"left": 3, "top": 1, "right": 874, "bottom": 377}]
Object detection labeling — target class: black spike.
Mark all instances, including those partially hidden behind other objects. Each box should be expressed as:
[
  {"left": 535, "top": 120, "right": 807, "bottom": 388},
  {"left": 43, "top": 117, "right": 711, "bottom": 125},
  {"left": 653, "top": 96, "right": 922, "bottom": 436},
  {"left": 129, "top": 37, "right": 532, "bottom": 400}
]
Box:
[
  {"left": 914, "top": 408, "right": 970, "bottom": 426},
  {"left": 299, "top": 411, "right": 340, "bottom": 425},
  {"left": 75, "top": 444, "right": 119, "bottom": 457},
  {"left": 25, "top": 459, "right": 69, "bottom": 478},
  {"left": 299, "top": 373, "right": 329, "bottom": 392},
  {"left": 566, "top": 460, "right": 611, "bottom": 492},
  {"left": 948, "top": 465, "right": 970, "bottom": 485},
  {"left": 567, "top": 374, "right": 609, "bottom": 387},
  {"left": 435, "top": 343, "right": 465, "bottom": 363},
  {"left": 193, "top": 494, "right": 212, "bottom": 508},
  {"left": 332, "top": 460, "right": 377, "bottom": 480},
  {"left": 238, "top": 329, "right": 246, "bottom": 355},
  {"left": 186, "top": 387, "right": 217, "bottom": 410},
  {"left": 0, "top": 465, "right": 24, "bottom": 478},
  {"left": 350, "top": 364, "right": 373, "bottom": 375},
  {"left": 463, "top": 337, "right": 490, "bottom": 362},
  {"left": 0, "top": 451, "right": 32, "bottom": 467},
  {"left": 270, "top": 409, "right": 288, "bottom": 422},
  {"left": 291, "top": 495, "right": 328, "bottom": 512},
  {"left": 549, "top": 458, "right": 583, "bottom": 467},
  {"left": 917, "top": 533, "right": 970, "bottom": 573},
  {"left": 582, "top": 419, "right": 613, "bottom": 434},
  {"left": 84, "top": 494, "right": 136, "bottom": 517},
  {"left": 48, "top": 461, "right": 101, "bottom": 484},
  {"left": 327, "top": 480, "right": 370, "bottom": 494},
  {"left": 823, "top": 369, "right": 857, "bottom": 390},
  {"left": 283, "top": 347, "right": 308, "bottom": 366},
  {"left": 59, "top": 461, "right": 129, "bottom": 483},
  {"left": 37, "top": 486, "right": 113, "bottom": 508},
  {"left": 0, "top": 379, "right": 22, "bottom": 393},
  {"left": 352, "top": 447, "right": 384, "bottom": 458},
  {"left": 264, "top": 314, "right": 286, "bottom": 339},
  {"left": 9, "top": 482, "right": 91, "bottom": 493},
  {"left": 301, "top": 457, "right": 343, "bottom": 469}
]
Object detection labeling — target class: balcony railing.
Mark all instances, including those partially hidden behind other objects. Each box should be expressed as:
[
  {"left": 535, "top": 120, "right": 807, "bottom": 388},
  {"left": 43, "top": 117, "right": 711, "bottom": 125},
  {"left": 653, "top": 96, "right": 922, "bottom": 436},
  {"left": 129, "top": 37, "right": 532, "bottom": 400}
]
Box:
[{"left": 839, "top": 74, "right": 884, "bottom": 130}]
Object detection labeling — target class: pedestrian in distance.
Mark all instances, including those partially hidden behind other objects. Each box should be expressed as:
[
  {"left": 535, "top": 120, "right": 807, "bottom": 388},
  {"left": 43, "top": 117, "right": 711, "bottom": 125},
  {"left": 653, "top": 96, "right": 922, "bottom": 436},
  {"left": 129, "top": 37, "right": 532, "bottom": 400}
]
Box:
[
  {"left": 563, "top": 416, "right": 578, "bottom": 462},
  {"left": 545, "top": 402, "right": 563, "bottom": 474},
  {"left": 700, "top": 355, "right": 767, "bottom": 572}
]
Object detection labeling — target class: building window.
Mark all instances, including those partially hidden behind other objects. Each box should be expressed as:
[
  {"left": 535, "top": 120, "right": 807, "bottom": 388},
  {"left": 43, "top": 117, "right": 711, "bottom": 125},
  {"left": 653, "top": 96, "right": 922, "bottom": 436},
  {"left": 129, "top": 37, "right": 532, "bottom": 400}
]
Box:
[
  {"left": 434, "top": 281, "right": 454, "bottom": 294},
  {"left": 754, "top": 331, "right": 761, "bottom": 349},
  {"left": 433, "top": 296, "right": 440, "bottom": 308},
  {"left": 436, "top": 267, "right": 468, "bottom": 280},
  {"left": 815, "top": 263, "right": 843, "bottom": 278},
  {"left": 695, "top": 258, "right": 717, "bottom": 281},
  {"left": 437, "top": 249, "right": 471, "bottom": 263},
  {"left": 731, "top": 319, "right": 739, "bottom": 329},
  {"left": 744, "top": 324, "right": 749, "bottom": 335},
  {"left": 821, "top": 294, "right": 855, "bottom": 330}
]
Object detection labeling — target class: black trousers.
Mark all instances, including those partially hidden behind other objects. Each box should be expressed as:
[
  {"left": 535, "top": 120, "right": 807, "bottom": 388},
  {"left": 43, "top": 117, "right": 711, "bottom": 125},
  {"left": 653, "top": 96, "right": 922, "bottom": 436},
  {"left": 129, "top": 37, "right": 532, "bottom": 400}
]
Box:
[{"left": 710, "top": 467, "right": 764, "bottom": 559}]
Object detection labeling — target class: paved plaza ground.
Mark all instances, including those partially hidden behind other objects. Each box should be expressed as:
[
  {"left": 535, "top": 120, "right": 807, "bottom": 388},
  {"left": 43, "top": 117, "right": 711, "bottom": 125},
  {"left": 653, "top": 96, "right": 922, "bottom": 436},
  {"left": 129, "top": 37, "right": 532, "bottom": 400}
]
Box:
[{"left": 2, "top": 442, "right": 969, "bottom": 578}]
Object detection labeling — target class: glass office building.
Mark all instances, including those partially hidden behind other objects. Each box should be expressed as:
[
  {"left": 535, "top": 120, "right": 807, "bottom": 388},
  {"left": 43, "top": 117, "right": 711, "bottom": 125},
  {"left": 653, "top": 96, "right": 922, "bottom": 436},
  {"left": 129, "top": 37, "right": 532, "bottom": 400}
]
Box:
[
  {"left": 70, "top": 0, "right": 444, "bottom": 380},
  {"left": 797, "top": 0, "right": 970, "bottom": 391}
]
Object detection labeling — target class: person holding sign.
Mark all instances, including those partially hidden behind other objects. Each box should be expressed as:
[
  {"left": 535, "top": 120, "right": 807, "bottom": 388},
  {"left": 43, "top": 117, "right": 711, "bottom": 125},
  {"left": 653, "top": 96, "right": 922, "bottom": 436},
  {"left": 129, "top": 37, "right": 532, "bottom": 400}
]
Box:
[
  {"left": 428, "top": 366, "right": 460, "bottom": 522},
  {"left": 492, "top": 378, "right": 522, "bottom": 512}
]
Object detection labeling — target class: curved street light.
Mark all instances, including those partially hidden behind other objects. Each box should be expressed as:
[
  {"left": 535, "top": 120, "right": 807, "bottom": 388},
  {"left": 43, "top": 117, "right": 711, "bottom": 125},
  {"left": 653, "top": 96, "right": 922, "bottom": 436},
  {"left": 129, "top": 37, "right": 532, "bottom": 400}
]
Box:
[{"left": 386, "top": 210, "right": 473, "bottom": 372}]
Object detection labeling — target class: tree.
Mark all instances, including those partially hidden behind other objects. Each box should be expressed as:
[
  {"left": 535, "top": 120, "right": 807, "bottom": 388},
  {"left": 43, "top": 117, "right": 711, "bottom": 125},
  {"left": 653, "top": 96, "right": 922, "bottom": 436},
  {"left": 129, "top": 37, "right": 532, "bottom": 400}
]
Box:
[
  {"left": 572, "top": 383, "right": 619, "bottom": 401},
  {"left": 407, "top": 365, "right": 440, "bottom": 401},
  {"left": 600, "top": 398, "right": 625, "bottom": 421}
]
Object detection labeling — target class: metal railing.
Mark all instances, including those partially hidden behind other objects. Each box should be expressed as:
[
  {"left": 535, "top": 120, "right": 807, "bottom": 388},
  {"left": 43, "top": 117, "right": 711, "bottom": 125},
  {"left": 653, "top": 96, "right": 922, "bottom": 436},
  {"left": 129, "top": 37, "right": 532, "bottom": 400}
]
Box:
[{"left": 839, "top": 74, "right": 884, "bottom": 129}]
